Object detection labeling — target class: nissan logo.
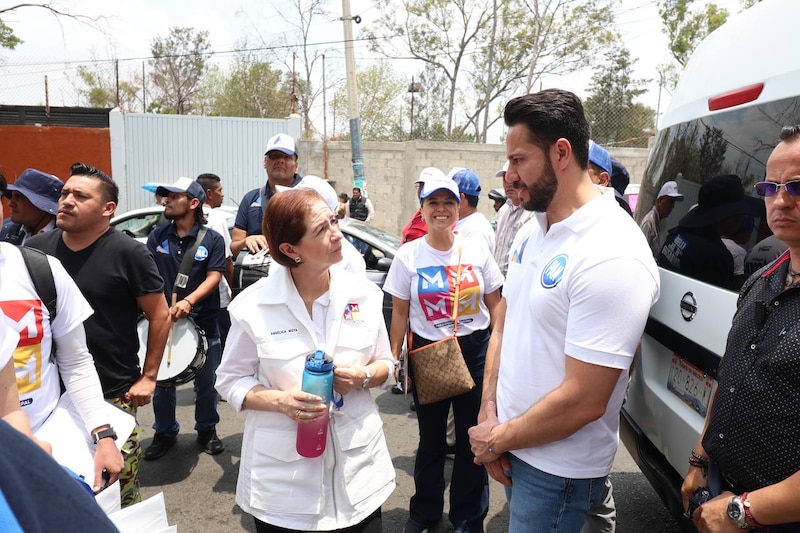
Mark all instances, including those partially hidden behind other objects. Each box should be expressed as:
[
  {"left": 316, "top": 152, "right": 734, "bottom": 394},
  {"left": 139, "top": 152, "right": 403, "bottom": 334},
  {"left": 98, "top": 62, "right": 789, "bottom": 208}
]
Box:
[{"left": 680, "top": 292, "right": 697, "bottom": 321}]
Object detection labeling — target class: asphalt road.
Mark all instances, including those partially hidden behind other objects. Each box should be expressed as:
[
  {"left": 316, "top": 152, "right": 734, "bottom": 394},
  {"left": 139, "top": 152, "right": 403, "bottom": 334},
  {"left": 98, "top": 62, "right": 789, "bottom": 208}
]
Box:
[{"left": 137, "top": 384, "right": 679, "bottom": 532}]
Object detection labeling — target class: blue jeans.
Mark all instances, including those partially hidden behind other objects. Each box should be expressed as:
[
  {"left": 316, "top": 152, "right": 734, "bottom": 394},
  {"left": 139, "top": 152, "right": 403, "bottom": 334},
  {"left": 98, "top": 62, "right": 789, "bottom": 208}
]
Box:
[
  {"left": 505, "top": 453, "right": 606, "bottom": 533},
  {"left": 153, "top": 337, "right": 221, "bottom": 435},
  {"left": 408, "top": 329, "right": 490, "bottom": 533}
]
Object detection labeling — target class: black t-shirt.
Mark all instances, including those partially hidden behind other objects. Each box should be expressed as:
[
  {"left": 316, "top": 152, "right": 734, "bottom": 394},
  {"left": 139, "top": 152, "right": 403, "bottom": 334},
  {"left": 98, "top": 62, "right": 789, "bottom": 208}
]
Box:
[
  {"left": 657, "top": 225, "right": 735, "bottom": 290},
  {"left": 27, "top": 228, "right": 164, "bottom": 398},
  {"left": 0, "top": 420, "right": 118, "bottom": 532}
]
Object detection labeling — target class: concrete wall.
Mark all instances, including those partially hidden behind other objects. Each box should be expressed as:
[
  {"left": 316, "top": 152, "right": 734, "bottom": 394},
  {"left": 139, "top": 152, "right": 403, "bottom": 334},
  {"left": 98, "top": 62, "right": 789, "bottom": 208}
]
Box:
[{"left": 300, "top": 140, "right": 649, "bottom": 236}]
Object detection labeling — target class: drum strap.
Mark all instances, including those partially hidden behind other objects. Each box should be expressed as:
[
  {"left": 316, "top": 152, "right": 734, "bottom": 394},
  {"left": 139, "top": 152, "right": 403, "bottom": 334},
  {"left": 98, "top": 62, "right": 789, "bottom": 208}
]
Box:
[{"left": 172, "top": 227, "right": 208, "bottom": 297}]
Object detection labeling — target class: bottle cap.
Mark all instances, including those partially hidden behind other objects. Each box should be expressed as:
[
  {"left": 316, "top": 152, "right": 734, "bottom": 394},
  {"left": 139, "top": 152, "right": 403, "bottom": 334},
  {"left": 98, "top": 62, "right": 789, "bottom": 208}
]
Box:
[{"left": 305, "top": 349, "right": 333, "bottom": 372}]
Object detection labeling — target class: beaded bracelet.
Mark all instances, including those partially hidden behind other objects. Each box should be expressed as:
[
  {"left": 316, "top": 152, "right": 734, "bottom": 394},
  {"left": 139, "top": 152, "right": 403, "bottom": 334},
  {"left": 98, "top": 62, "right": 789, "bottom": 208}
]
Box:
[{"left": 691, "top": 449, "right": 710, "bottom": 464}]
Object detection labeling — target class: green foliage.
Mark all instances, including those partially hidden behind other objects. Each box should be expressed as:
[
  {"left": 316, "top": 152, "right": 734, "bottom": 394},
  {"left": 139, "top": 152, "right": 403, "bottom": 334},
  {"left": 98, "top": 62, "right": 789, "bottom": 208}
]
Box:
[
  {"left": 75, "top": 64, "right": 140, "bottom": 111},
  {"left": 149, "top": 27, "right": 211, "bottom": 115},
  {"left": 658, "top": 0, "right": 729, "bottom": 67},
  {"left": 584, "top": 46, "right": 656, "bottom": 148},
  {"left": 207, "top": 50, "right": 292, "bottom": 118},
  {"left": 332, "top": 61, "right": 406, "bottom": 141},
  {"left": 0, "top": 19, "right": 22, "bottom": 49}
]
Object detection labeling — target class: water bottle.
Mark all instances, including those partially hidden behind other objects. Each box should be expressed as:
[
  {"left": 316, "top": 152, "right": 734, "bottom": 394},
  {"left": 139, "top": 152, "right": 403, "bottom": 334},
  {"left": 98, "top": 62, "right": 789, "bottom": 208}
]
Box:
[{"left": 296, "top": 350, "right": 334, "bottom": 458}]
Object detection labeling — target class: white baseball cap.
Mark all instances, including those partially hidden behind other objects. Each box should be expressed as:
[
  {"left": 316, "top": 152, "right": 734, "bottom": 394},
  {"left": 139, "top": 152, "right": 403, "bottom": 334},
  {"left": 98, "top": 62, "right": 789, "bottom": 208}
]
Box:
[
  {"left": 495, "top": 161, "right": 509, "bottom": 178},
  {"left": 275, "top": 175, "right": 338, "bottom": 213},
  {"left": 657, "top": 181, "right": 685, "bottom": 201},
  {"left": 264, "top": 133, "right": 297, "bottom": 157},
  {"left": 420, "top": 176, "right": 460, "bottom": 202},
  {"left": 415, "top": 167, "right": 446, "bottom": 185}
]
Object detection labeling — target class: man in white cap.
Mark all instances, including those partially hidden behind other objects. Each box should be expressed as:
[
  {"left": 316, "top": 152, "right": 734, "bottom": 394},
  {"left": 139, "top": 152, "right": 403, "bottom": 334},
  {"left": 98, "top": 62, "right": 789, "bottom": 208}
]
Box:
[
  {"left": 231, "top": 133, "right": 302, "bottom": 257},
  {"left": 639, "top": 180, "right": 685, "bottom": 256},
  {"left": 0, "top": 168, "right": 63, "bottom": 245}
]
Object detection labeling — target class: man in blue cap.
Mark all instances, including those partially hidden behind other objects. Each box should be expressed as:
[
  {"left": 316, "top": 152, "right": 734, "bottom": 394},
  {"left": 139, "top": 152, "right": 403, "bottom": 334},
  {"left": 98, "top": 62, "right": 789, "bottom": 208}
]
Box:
[
  {"left": 145, "top": 177, "right": 227, "bottom": 460},
  {"left": 450, "top": 168, "right": 495, "bottom": 252},
  {"left": 0, "top": 168, "right": 63, "bottom": 245}
]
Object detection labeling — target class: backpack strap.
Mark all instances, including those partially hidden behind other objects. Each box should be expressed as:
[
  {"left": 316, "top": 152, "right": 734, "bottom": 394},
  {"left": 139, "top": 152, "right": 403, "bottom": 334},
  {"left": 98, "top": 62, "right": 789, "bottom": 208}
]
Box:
[{"left": 19, "top": 246, "right": 57, "bottom": 361}]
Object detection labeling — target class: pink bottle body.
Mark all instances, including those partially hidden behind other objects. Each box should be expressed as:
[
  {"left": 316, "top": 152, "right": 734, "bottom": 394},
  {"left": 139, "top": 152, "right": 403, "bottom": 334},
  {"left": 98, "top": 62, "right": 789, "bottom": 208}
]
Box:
[{"left": 296, "top": 408, "right": 330, "bottom": 458}]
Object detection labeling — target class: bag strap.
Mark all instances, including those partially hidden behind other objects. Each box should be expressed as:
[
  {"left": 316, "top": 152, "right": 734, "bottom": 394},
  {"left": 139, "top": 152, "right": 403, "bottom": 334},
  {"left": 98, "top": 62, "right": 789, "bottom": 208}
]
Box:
[
  {"left": 172, "top": 226, "right": 208, "bottom": 297},
  {"left": 452, "top": 238, "right": 463, "bottom": 336},
  {"left": 19, "top": 246, "right": 57, "bottom": 362}
]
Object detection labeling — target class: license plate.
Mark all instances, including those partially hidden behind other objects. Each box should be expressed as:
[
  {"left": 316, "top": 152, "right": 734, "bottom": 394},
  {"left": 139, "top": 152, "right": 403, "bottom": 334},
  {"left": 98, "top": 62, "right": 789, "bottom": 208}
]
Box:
[{"left": 667, "top": 354, "right": 714, "bottom": 417}]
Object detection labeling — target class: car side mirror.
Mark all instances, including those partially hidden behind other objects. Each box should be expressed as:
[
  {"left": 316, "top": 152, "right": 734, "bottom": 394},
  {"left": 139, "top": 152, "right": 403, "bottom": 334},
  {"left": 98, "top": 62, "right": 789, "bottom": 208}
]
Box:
[{"left": 375, "top": 257, "right": 393, "bottom": 272}]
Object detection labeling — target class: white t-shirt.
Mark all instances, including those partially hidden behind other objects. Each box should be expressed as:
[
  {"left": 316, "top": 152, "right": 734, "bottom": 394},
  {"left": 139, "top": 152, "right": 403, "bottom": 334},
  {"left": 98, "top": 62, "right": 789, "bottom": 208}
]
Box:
[
  {"left": 0, "top": 314, "right": 19, "bottom": 369},
  {"left": 722, "top": 237, "right": 746, "bottom": 275},
  {"left": 455, "top": 212, "right": 495, "bottom": 253},
  {"left": 0, "top": 243, "right": 94, "bottom": 430},
  {"left": 204, "top": 206, "right": 233, "bottom": 308},
  {"left": 498, "top": 190, "right": 659, "bottom": 479},
  {"left": 383, "top": 235, "right": 504, "bottom": 341}
]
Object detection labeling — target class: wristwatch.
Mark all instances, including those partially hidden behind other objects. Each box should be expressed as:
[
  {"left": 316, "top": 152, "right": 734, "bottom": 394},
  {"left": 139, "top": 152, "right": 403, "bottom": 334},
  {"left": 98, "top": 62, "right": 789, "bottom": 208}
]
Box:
[
  {"left": 92, "top": 427, "right": 118, "bottom": 444},
  {"left": 727, "top": 495, "right": 752, "bottom": 529},
  {"left": 361, "top": 367, "right": 372, "bottom": 389}
]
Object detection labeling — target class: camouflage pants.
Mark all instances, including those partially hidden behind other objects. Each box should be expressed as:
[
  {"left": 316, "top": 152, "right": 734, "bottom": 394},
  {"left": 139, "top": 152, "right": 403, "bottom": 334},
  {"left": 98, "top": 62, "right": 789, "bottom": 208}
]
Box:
[{"left": 107, "top": 397, "right": 142, "bottom": 508}]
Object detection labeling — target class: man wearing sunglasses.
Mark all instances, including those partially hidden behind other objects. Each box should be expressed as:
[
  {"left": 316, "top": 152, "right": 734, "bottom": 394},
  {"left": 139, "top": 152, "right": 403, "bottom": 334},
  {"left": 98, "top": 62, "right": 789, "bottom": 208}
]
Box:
[
  {"left": 681, "top": 126, "right": 800, "bottom": 531},
  {"left": 230, "top": 134, "right": 302, "bottom": 258},
  {"left": 657, "top": 174, "right": 762, "bottom": 290}
]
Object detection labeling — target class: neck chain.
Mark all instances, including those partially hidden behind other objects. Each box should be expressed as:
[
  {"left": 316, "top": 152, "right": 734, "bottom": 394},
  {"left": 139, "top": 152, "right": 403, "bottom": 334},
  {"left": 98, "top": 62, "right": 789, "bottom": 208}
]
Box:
[{"left": 786, "top": 264, "right": 800, "bottom": 288}]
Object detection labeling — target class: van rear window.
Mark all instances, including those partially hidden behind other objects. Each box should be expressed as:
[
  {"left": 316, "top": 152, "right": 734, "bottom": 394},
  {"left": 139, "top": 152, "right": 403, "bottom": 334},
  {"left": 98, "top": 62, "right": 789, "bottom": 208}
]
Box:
[{"left": 637, "top": 96, "right": 800, "bottom": 289}]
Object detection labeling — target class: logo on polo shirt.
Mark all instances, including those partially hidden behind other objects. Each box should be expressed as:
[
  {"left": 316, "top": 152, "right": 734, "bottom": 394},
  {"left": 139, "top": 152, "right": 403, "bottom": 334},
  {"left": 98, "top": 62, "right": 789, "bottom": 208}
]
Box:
[
  {"left": 541, "top": 254, "right": 567, "bottom": 289},
  {"left": 194, "top": 246, "right": 209, "bottom": 261},
  {"left": 156, "top": 240, "right": 170, "bottom": 254}
]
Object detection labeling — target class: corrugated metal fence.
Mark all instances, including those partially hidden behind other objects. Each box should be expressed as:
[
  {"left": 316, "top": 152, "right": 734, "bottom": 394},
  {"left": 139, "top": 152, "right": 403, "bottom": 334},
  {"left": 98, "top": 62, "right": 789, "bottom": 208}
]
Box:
[{"left": 109, "top": 110, "right": 301, "bottom": 212}]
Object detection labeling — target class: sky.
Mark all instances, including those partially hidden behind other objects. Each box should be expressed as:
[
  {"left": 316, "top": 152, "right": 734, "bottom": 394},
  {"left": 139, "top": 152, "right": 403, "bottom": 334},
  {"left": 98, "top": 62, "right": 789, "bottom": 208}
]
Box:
[{"left": 0, "top": 0, "right": 748, "bottom": 140}]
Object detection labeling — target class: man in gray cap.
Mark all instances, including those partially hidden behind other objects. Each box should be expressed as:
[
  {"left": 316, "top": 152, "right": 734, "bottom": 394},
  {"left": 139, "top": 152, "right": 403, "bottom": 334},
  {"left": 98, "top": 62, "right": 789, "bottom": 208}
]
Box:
[
  {"left": 640, "top": 180, "right": 685, "bottom": 255},
  {"left": 0, "top": 168, "right": 63, "bottom": 245}
]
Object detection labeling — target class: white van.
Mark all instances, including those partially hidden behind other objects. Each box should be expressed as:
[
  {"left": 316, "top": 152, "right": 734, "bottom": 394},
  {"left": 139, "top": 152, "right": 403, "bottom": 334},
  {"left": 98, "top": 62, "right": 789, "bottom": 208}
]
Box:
[{"left": 621, "top": 0, "right": 800, "bottom": 529}]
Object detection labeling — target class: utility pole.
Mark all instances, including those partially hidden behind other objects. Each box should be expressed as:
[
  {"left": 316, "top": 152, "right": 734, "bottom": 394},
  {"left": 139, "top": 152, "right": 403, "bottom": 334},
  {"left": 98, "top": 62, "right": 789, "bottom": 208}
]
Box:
[{"left": 341, "top": 0, "right": 365, "bottom": 193}]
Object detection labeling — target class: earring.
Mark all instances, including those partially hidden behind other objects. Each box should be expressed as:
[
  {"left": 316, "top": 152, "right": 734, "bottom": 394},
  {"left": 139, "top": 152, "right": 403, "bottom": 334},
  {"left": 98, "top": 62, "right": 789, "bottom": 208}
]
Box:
[{"left": 294, "top": 256, "right": 302, "bottom": 264}]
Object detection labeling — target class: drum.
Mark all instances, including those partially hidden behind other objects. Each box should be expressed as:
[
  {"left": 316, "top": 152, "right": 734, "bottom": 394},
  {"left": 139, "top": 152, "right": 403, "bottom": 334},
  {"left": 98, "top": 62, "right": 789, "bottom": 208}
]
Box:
[
  {"left": 232, "top": 251, "right": 272, "bottom": 297},
  {"left": 137, "top": 317, "right": 207, "bottom": 386}
]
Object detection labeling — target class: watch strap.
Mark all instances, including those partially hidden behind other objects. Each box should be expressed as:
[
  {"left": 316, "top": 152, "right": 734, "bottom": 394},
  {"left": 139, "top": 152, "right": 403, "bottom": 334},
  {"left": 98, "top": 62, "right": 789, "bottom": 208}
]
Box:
[{"left": 93, "top": 427, "right": 117, "bottom": 443}]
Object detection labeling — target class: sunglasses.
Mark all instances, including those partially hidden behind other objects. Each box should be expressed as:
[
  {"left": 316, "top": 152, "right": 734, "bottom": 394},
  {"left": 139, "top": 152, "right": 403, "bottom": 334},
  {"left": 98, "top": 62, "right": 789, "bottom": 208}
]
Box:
[{"left": 754, "top": 180, "right": 800, "bottom": 197}]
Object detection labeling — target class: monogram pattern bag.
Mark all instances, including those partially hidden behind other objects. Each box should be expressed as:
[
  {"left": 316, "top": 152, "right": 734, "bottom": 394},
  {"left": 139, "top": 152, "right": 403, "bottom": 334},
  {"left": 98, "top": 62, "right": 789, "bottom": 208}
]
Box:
[{"left": 408, "top": 244, "right": 475, "bottom": 404}]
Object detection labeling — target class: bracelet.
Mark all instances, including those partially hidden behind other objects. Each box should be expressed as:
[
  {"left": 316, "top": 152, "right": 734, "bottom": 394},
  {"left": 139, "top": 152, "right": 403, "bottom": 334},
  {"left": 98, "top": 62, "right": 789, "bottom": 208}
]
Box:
[
  {"left": 741, "top": 492, "right": 763, "bottom": 529},
  {"left": 691, "top": 449, "right": 710, "bottom": 465},
  {"left": 688, "top": 459, "right": 708, "bottom": 469},
  {"left": 183, "top": 298, "right": 194, "bottom": 309}
]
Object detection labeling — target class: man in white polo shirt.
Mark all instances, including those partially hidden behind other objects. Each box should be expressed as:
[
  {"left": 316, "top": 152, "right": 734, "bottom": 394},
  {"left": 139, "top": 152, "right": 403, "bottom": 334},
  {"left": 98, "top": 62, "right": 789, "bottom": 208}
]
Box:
[{"left": 468, "top": 89, "right": 659, "bottom": 532}]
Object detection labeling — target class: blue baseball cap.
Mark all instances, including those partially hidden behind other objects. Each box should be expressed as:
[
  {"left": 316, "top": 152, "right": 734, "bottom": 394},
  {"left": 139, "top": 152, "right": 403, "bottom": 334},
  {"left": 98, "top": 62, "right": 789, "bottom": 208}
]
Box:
[
  {"left": 6, "top": 168, "right": 63, "bottom": 215},
  {"left": 451, "top": 168, "right": 481, "bottom": 196},
  {"left": 156, "top": 177, "right": 206, "bottom": 205},
  {"left": 588, "top": 141, "right": 612, "bottom": 175}
]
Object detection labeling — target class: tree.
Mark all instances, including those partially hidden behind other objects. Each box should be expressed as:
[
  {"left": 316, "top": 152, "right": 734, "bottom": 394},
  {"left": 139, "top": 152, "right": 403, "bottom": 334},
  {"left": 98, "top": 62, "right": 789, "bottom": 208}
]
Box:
[
  {"left": 205, "top": 48, "right": 293, "bottom": 118},
  {"left": 249, "top": 0, "right": 331, "bottom": 138},
  {"left": 74, "top": 62, "right": 140, "bottom": 112},
  {"left": 0, "top": 3, "right": 106, "bottom": 50},
  {"left": 149, "top": 27, "right": 211, "bottom": 115},
  {"left": 584, "top": 47, "right": 655, "bottom": 148},
  {"left": 363, "top": 0, "right": 616, "bottom": 142},
  {"left": 658, "top": 0, "right": 728, "bottom": 67},
  {"left": 410, "top": 64, "right": 449, "bottom": 140},
  {"left": 332, "top": 61, "right": 405, "bottom": 141}
]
